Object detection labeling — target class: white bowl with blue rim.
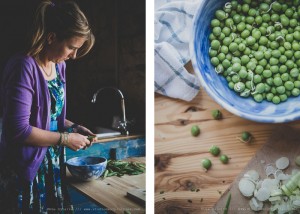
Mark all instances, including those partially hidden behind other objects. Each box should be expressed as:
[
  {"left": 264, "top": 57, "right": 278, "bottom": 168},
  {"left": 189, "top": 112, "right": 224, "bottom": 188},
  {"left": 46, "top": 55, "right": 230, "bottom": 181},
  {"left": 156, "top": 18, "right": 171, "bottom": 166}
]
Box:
[
  {"left": 190, "top": 0, "right": 300, "bottom": 123},
  {"left": 66, "top": 156, "right": 107, "bottom": 181}
]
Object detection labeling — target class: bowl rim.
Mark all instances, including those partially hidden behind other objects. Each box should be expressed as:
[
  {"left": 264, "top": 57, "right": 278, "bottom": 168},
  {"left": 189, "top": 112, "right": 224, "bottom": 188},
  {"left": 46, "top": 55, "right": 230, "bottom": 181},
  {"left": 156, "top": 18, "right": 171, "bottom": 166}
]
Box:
[
  {"left": 189, "top": 0, "right": 300, "bottom": 123},
  {"left": 66, "top": 156, "right": 107, "bottom": 167}
]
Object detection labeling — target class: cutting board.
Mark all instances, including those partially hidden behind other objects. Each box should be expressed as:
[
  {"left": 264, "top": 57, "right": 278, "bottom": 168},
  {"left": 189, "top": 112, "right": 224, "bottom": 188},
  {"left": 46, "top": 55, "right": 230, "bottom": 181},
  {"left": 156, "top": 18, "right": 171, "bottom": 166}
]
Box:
[{"left": 211, "top": 126, "right": 300, "bottom": 214}]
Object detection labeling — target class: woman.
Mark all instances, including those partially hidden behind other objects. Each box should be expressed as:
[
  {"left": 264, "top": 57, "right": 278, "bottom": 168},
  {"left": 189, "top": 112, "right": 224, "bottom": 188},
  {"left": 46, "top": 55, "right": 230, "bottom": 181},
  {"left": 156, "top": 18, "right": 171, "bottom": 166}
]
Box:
[{"left": 0, "top": 0, "right": 95, "bottom": 213}]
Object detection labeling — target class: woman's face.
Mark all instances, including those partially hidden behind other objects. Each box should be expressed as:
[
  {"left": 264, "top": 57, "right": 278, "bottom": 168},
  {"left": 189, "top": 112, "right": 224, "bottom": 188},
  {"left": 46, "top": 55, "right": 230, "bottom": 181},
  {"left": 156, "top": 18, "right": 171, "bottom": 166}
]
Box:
[{"left": 47, "top": 34, "right": 86, "bottom": 63}]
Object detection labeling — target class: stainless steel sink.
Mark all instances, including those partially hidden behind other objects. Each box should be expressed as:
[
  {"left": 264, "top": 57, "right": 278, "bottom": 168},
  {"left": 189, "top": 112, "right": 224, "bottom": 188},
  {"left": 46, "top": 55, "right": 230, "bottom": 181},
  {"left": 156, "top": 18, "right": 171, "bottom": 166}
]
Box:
[{"left": 94, "top": 127, "right": 121, "bottom": 139}]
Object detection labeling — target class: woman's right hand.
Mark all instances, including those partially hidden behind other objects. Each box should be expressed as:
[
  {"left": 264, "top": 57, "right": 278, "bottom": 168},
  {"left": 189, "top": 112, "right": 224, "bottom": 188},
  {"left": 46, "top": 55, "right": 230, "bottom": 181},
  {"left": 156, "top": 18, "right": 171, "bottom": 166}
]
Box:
[{"left": 66, "top": 133, "right": 91, "bottom": 151}]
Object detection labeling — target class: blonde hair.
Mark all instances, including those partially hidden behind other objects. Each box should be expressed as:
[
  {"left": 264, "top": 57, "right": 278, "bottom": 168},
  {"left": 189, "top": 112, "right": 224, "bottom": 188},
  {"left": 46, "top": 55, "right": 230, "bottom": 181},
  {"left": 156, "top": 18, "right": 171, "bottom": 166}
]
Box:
[{"left": 26, "top": 0, "right": 95, "bottom": 58}]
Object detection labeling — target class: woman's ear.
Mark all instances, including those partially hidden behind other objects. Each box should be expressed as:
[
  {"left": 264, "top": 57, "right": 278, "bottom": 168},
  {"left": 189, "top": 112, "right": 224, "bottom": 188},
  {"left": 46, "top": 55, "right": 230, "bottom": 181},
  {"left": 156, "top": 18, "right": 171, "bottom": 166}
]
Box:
[{"left": 47, "top": 32, "right": 57, "bottom": 45}]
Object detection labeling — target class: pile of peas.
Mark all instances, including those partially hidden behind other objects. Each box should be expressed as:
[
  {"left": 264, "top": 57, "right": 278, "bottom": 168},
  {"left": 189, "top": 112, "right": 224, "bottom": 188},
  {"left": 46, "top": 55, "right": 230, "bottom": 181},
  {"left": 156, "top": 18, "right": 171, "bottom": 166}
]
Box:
[{"left": 209, "top": 0, "right": 300, "bottom": 104}]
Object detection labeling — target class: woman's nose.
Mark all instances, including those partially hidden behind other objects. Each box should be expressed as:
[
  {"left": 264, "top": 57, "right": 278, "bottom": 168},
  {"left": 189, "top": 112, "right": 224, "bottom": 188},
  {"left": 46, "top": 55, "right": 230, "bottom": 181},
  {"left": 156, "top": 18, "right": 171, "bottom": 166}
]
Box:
[{"left": 70, "top": 50, "right": 77, "bottom": 59}]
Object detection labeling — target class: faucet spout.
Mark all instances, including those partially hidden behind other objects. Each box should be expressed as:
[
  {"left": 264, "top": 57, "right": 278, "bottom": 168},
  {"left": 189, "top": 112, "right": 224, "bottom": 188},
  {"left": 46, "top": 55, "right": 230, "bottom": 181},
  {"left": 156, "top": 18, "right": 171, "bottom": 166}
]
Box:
[{"left": 91, "top": 87, "right": 129, "bottom": 135}]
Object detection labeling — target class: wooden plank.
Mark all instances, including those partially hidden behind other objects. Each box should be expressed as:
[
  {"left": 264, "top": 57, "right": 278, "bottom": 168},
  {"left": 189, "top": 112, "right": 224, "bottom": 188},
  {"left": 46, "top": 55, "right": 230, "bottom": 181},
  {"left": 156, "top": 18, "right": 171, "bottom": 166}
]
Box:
[
  {"left": 67, "top": 157, "right": 145, "bottom": 214},
  {"left": 212, "top": 126, "right": 300, "bottom": 213}
]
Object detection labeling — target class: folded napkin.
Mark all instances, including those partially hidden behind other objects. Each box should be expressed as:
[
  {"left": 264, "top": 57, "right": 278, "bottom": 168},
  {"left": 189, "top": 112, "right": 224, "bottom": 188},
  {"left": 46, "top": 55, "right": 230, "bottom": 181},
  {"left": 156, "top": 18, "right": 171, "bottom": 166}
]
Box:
[{"left": 155, "top": 0, "right": 201, "bottom": 101}]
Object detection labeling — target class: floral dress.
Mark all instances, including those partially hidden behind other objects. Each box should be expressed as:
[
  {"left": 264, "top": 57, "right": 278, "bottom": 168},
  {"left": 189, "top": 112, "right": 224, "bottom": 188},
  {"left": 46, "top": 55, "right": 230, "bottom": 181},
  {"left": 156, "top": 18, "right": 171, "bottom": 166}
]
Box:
[{"left": 0, "top": 65, "right": 73, "bottom": 214}]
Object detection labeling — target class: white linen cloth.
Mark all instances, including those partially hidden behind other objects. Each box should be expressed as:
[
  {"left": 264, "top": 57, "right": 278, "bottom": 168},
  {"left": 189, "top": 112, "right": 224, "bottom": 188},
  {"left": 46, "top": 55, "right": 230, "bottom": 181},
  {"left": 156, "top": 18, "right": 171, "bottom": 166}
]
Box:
[{"left": 155, "top": 0, "right": 201, "bottom": 101}]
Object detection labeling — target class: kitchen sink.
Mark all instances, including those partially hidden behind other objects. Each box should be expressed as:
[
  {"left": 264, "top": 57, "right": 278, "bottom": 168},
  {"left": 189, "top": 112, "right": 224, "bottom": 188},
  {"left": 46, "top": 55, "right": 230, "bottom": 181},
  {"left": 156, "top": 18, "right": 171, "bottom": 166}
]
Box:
[{"left": 94, "top": 127, "right": 121, "bottom": 139}]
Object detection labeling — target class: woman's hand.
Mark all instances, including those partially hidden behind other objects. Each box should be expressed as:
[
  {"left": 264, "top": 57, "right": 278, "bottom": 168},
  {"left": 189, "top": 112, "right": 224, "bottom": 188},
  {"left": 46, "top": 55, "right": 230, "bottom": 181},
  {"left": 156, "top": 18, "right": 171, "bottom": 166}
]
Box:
[
  {"left": 66, "top": 133, "right": 91, "bottom": 151},
  {"left": 77, "top": 125, "right": 95, "bottom": 136}
]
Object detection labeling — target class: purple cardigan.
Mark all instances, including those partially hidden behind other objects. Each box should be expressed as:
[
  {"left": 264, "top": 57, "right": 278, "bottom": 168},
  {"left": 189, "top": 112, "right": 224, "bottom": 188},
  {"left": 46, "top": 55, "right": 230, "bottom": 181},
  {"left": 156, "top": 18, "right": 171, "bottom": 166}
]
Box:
[{"left": 0, "top": 54, "right": 66, "bottom": 182}]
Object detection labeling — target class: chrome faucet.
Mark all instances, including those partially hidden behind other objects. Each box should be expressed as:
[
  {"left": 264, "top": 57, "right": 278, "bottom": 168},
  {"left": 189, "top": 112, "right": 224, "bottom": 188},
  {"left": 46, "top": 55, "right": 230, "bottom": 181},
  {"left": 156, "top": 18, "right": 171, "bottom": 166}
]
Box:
[{"left": 91, "top": 87, "right": 129, "bottom": 135}]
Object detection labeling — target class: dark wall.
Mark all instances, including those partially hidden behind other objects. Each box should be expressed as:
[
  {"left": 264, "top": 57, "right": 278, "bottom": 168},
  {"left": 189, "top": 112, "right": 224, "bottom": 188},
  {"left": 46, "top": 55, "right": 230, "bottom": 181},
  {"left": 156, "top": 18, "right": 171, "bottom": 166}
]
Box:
[{"left": 0, "top": 0, "right": 145, "bottom": 134}]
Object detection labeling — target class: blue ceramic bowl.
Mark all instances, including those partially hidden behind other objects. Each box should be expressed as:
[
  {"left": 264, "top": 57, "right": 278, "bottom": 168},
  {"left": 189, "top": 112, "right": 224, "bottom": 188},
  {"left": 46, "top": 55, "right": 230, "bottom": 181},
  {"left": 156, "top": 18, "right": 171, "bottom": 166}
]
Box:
[
  {"left": 66, "top": 156, "right": 107, "bottom": 181},
  {"left": 190, "top": 0, "right": 300, "bottom": 123}
]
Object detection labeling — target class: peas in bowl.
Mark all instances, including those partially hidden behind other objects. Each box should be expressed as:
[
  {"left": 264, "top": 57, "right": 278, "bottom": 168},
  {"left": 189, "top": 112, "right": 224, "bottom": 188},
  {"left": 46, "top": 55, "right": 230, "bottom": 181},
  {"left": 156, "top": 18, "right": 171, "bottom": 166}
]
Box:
[{"left": 190, "top": 0, "right": 300, "bottom": 123}]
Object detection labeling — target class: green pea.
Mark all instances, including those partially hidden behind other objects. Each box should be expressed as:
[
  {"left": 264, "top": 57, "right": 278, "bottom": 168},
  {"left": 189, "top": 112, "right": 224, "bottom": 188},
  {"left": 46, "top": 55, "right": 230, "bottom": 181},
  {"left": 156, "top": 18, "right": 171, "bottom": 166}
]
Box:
[
  {"left": 276, "top": 86, "right": 286, "bottom": 94},
  {"left": 294, "top": 81, "right": 300, "bottom": 88},
  {"left": 281, "top": 73, "right": 290, "bottom": 82},
  {"left": 258, "top": 36, "right": 268, "bottom": 45},
  {"left": 262, "top": 13, "right": 271, "bottom": 22},
  {"left": 222, "top": 59, "right": 231, "bottom": 69},
  {"left": 269, "top": 57, "right": 279, "bottom": 65},
  {"left": 279, "top": 65, "right": 288, "bottom": 74},
  {"left": 259, "top": 59, "right": 267, "bottom": 67},
  {"left": 264, "top": 50, "right": 272, "bottom": 59},
  {"left": 272, "top": 95, "right": 281, "bottom": 104},
  {"left": 241, "top": 131, "right": 252, "bottom": 143},
  {"left": 255, "top": 83, "right": 265, "bottom": 93},
  {"left": 211, "top": 57, "right": 219, "bottom": 66},
  {"left": 272, "top": 2, "right": 282, "bottom": 12},
  {"left": 284, "top": 81, "right": 294, "bottom": 91},
  {"left": 274, "top": 77, "right": 283, "bottom": 86},
  {"left": 266, "top": 93, "right": 274, "bottom": 101},
  {"left": 290, "top": 68, "right": 299, "bottom": 78},
  {"left": 238, "top": 43, "right": 246, "bottom": 52},
  {"left": 232, "top": 75, "right": 240, "bottom": 83},
  {"left": 242, "top": 4, "right": 250, "bottom": 14},
  {"left": 202, "top": 158, "right": 212, "bottom": 170},
  {"left": 259, "top": 3, "right": 269, "bottom": 12},
  {"left": 253, "top": 94, "right": 263, "bottom": 102},
  {"left": 279, "top": 94, "right": 288, "bottom": 102},
  {"left": 255, "top": 16, "right": 263, "bottom": 25},
  {"left": 225, "top": 18, "right": 234, "bottom": 27},
  {"left": 279, "top": 55, "right": 287, "bottom": 64},
  {"left": 292, "top": 88, "right": 300, "bottom": 96},
  {"left": 266, "top": 77, "right": 273, "bottom": 86},
  {"left": 232, "top": 63, "right": 241, "bottom": 72},
  {"left": 211, "top": 40, "right": 220, "bottom": 50},
  {"left": 292, "top": 43, "right": 300, "bottom": 51},
  {"left": 253, "top": 74, "right": 262, "bottom": 83},
  {"left": 237, "top": 22, "right": 246, "bottom": 32},
  {"left": 271, "top": 14, "right": 280, "bottom": 22},
  {"left": 270, "top": 66, "right": 279, "bottom": 74},
  {"left": 209, "top": 145, "right": 220, "bottom": 156},
  {"left": 211, "top": 19, "right": 220, "bottom": 27},
  {"left": 215, "top": 10, "right": 227, "bottom": 20},
  {"left": 233, "top": 14, "right": 241, "bottom": 24},
  {"left": 246, "top": 36, "right": 256, "bottom": 46},
  {"left": 239, "top": 69, "right": 248, "bottom": 79},
  {"left": 219, "top": 155, "right": 229, "bottom": 164},
  {"left": 246, "top": 61, "right": 256, "bottom": 71},
  {"left": 217, "top": 53, "right": 226, "bottom": 62},
  {"left": 234, "top": 82, "right": 245, "bottom": 92},
  {"left": 229, "top": 42, "right": 238, "bottom": 53},
  {"left": 211, "top": 109, "right": 222, "bottom": 120},
  {"left": 228, "top": 82, "right": 234, "bottom": 89},
  {"left": 295, "top": 51, "right": 300, "bottom": 59},
  {"left": 191, "top": 125, "right": 200, "bottom": 137},
  {"left": 293, "top": 31, "right": 300, "bottom": 41},
  {"left": 285, "top": 50, "right": 294, "bottom": 59},
  {"left": 255, "top": 65, "right": 264, "bottom": 75}
]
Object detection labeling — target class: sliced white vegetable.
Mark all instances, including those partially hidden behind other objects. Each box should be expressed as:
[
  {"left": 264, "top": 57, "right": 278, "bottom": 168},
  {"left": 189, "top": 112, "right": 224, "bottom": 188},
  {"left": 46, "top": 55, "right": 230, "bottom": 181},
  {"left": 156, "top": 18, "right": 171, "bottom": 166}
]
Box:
[
  {"left": 275, "top": 157, "right": 289, "bottom": 170},
  {"left": 265, "top": 164, "right": 276, "bottom": 177},
  {"left": 276, "top": 173, "right": 290, "bottom": 181},
  {"left": 249, "top": 197, "right": 263, "bottom": 211},
  {"left": 268, "top": 196, "right": 281, "bottom": 202},
  {"left": 244, "top": 169, "right": 259, "bottom": 181},
  {"left": 255, "top": 187, "right": 271, "bottom": 201},
  {"left": 270, "top": 189, "right": 282, "bottom": 197},
  {"left": 261, "top": 178, "right": 279, "bottom": 191},
  {"left": 239, "top": 178, "right": 256, "bottom": 197}
]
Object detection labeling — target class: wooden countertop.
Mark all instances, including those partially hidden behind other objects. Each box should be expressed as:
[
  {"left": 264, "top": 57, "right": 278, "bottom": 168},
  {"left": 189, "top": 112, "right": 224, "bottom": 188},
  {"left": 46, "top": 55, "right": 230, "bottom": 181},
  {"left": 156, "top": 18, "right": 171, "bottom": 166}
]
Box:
[
  {"left": 154, "top": 64, "right": 300, "bottom": 213},
  {"left": 95, "top": 135, "right": 144, "bottom": 143},
  {"left": 67, "top": 157, "right": 145, "bottom": 214}
]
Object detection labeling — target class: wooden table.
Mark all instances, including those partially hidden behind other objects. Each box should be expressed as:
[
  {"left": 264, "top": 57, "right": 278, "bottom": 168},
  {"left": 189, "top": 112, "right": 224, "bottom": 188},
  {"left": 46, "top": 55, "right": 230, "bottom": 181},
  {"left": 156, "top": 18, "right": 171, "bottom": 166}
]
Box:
[
  {"left": 154, "top": 64, "right": 300, "bottom": 213},
  {"left": 67, "top": 157, "right": 145, "bottom": 214}
]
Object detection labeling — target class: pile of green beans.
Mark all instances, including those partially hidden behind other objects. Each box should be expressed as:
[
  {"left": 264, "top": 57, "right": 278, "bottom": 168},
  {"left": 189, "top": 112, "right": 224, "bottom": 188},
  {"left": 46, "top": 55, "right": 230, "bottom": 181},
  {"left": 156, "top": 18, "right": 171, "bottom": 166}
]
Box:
[
  {"left": 209, "top": 0, "right": 300, "bottom": 104},
  {"left": 102, "top": 160, "right": 145, "bottom": 178}
]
